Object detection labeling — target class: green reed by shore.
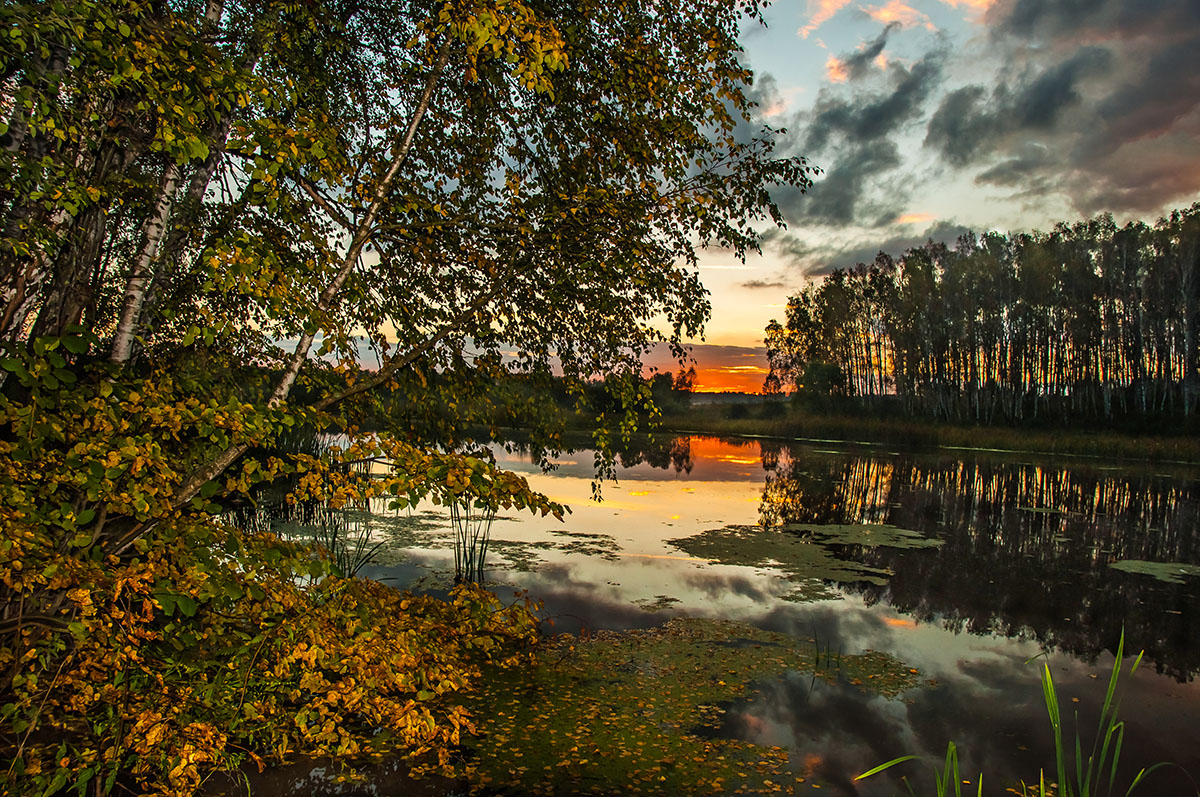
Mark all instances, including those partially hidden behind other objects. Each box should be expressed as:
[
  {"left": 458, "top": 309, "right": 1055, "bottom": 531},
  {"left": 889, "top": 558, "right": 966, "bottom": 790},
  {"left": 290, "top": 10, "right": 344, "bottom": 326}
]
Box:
[{"left": 855, "top": 631, "right": 1191, "bottom": 797}]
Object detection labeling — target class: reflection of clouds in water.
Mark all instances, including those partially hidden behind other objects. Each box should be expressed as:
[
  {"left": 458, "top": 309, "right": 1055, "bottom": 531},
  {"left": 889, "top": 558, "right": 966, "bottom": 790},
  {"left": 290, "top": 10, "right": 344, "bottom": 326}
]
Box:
[
  {"left": 353, "top": 434, "right": 1200, "bottom": 791},
  {"left": 221, "top": 756, "right": 468, "bottom": 797},
  {"left": 680, "top": 569, "right": 777, "bottom": 604}
]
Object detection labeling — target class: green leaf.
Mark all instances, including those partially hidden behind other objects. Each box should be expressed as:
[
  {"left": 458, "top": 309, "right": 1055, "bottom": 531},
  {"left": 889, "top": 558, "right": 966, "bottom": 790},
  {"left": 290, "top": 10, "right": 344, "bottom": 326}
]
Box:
[
  {"left": 176, "top": 595, "right": 198, "bottom": 617},
  {"left": 61, "top": 335, "right": 88, "bottom": 354},
  {"left": 156, "top": 594, "right": 177, "bottom": 615}
]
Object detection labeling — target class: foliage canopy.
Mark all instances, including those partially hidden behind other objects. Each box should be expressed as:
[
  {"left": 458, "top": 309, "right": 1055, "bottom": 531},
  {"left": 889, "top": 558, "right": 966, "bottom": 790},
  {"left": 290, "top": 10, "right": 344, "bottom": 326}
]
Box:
[{"left": 0, "top": 0, "right": 811, "bottom": 792}]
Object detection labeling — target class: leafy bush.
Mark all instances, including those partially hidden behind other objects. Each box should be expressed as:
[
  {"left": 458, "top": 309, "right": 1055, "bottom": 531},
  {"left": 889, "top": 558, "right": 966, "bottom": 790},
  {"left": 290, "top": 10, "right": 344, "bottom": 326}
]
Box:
[{"left": 3, "top": 518, "right": 540, "bottom": 796}]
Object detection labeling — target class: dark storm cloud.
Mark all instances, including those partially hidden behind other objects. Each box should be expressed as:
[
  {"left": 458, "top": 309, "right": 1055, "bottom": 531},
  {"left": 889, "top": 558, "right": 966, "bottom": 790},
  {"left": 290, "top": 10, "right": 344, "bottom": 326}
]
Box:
[
  {"left": 769, "top": 219, "right": 973, "bottom": 276},
  {"left": 974, "top": 143, "right": 1052, "bottom": 187},
  {"left": 740, "top": 279, "right": 787, "bottom": 290},
  {"left": 1085, "top": 31, "right": 1200, "bottom": 160},
  {"left": 798, "top": 139, "right": 904, "bottom": 225},
  {"left": 992, "top": 0, "right": 1200, "bottom": 41},
  {"left": 923, "top": 85, "right": 990, "bottom": 167},
  {"left": 747, "top": 71, "right": 781, "bottom": 116},
  {"left": 926, "top": 0, "right": 1200, "bottom": 216},
  {"left": 838, "top": 22, "right": 899, "bottom": 82},
  {"left": 1013, "top": 46, "right": 1112, "bottom": 129},
  {"left": 923, "top": 46, "right": 1111, "bottom": 165},
  {"left": 804, "top": 50, "right": 944, "bottom": 152},
  {"left": 775, "top": 45, "right": 945, "bottom": 228}
]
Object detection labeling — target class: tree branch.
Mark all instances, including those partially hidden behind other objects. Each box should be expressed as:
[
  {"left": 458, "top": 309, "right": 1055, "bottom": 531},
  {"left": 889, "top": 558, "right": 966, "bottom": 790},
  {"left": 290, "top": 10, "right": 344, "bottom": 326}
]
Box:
[
  {"left": 265, "top": 37, "right": 453, "bottom": 410},
  {"left": 170, "top": 38, "right": 454, "bottom": 511}
]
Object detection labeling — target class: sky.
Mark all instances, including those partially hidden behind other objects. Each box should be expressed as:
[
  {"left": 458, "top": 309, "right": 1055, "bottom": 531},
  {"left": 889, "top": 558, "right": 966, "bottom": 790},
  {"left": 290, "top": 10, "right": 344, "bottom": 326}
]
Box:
[{"left": 675, "top": 0, "right": 1200, "bottom": 392}]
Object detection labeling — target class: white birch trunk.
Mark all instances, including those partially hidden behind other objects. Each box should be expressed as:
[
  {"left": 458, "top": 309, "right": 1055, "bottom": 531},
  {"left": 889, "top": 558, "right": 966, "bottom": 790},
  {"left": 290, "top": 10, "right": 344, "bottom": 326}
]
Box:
[{"left": 108, "top": 163, "right": 183, "bottom": 365}]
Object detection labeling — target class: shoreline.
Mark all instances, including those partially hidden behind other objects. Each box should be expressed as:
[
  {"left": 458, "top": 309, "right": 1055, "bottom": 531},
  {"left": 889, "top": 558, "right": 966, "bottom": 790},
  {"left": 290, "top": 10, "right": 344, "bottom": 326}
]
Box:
[{"left": 649, "top": 406, "right": 1200, "bottom": 466}]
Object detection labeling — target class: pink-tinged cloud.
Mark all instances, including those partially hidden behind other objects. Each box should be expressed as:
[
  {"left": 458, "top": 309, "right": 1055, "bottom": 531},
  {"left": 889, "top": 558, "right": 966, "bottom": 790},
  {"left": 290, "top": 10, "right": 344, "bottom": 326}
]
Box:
[
  {"left": 865, "top": 0, "right": 936, "bottom": 30},
  {"left": 798, "top": 0, "right": 853, "bottom": 39},
  {"left": 825, "top": 55, "right": 849, "bottom": 83},
  {"left": 874, "top": 53, "right": 889, "bottom": 71},
  {"left": 937, "top": 0, "right": 996, "bottom": 20},
  {"left": 894, "top": 212, "right": 935, "bottom": 224}
]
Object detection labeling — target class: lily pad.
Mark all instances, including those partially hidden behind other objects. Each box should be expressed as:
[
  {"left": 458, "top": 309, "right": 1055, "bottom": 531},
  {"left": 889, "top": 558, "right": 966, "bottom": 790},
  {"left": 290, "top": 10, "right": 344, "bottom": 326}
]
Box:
[
  {"left": 1109, "top": 559, "right": 1200, "bottom": 584},
  {"left": 1019, "top": 506, "right": 1064, "bottom": 515},
  {"left": 488, "top": 539, "right": 557, "bottom": 572}
]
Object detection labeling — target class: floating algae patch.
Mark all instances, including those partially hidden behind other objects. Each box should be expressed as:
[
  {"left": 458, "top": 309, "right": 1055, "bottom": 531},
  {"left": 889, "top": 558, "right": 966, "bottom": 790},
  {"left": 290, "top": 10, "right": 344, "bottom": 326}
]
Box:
[
  {"left": 456, "top": 617, "right": 920, "bottom": 795},
  {"left": 781, "top": 522, "right": 943, "bottom": 549},
  {"left": 635, "top": 595, "right": 682, "bottom": 612},
  {"left": 1019, "top": 506, "right": 1065, "bottom": 515},
  {"left": 488, "top": 539, "right": 558, "bottom": 572},
  {"left": 548, "top": 529, "right": 623, "bottom": 561},
  {"left": 1109, "top": 559, "right": 1200, "bottom": 584},
  {"left": 374, "top": 510, "right": 456, "bottom": 549},
  {"left": 667, "top": 525, "right": 903, "bottom": 602}
]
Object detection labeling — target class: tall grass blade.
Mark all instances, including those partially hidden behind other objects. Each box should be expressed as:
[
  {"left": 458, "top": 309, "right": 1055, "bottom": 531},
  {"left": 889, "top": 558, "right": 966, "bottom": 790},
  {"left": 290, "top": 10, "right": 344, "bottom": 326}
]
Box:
[
  {"left": 855, "top": 755, "right": 920, "bottom": 780},
  {"left": 1109, "top": 721, "right": 1126, "bottom": 797},
  {"left": 1088, "top": 630, "right": 1128, "bottom": 795},
  {"left": 942, "top": 741, "right": 956, "bottom": 797},
  {"left": 1042, "top": 662, "right": 1069, "bottom": 795}
]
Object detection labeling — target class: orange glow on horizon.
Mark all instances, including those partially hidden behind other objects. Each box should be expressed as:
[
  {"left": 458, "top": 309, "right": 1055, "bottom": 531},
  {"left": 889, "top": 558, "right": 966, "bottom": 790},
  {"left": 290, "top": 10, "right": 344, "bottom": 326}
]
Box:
[{"left": 692, "top": 364, "right": 770, "bottom": 394}]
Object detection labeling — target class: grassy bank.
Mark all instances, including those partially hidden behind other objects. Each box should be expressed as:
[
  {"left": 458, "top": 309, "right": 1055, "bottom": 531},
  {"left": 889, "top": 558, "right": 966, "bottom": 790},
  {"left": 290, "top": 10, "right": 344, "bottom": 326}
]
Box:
[{"left": 658, "top": 404, "right": 1200, "bottom": 464}]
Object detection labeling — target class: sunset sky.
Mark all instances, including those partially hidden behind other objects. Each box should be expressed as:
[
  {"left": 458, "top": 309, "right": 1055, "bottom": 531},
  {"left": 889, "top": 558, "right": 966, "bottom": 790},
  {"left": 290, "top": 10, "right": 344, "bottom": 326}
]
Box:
[{"left": 679, "top": 0, "right": 1200, "bottom": 392}]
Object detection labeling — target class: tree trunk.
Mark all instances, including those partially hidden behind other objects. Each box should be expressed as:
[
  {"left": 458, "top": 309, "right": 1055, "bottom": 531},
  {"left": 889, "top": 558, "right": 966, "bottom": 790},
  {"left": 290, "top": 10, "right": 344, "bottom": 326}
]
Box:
[{"left": 108, "top": 164, "right": 184, "bottom": 364}]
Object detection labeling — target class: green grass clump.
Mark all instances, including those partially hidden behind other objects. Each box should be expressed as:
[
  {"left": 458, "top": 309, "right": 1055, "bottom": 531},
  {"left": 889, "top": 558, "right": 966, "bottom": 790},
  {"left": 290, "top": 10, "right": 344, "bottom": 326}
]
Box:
[{"left": 855, "top": 631, "right": 1189, "bottom": 797}]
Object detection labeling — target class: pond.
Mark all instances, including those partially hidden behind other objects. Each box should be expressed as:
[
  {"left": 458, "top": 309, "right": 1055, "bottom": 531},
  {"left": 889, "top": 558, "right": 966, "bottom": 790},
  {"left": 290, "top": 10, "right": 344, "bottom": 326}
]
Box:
[{"left": 231, "top": 435, "right": 1200, "bottom": 795}]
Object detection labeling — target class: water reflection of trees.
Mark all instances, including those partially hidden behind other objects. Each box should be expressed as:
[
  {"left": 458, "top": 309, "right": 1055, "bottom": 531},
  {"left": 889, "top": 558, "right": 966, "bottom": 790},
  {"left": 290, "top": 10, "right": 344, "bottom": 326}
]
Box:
[
  {"left": 612, "top": 435, "right": 695, "bottom": 473},
  {"left": 759, "top": 442, "right": 1200, "bottom": 680}
]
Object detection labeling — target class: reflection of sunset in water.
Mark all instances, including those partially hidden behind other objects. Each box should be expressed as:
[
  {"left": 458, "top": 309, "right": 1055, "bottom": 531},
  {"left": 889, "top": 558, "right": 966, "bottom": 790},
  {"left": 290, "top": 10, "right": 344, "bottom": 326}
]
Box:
[
  {"left": 882, "top": 616, "right": 918, "bottom": 629},
  {"left": 357, "top": 434, "right": 1200, "bottom": 796},
  {"left": 685, "top": 437, "right": 763, "bottom": 467}
]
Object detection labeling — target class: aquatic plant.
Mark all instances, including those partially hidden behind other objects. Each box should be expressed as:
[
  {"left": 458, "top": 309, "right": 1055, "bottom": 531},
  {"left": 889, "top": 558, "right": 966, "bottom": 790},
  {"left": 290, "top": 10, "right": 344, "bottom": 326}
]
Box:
[
  {"left": 856, "top": 742, "right": 980, "bottom": 797},
  {"left": 450, "top": 497, "right": 497, "bottom": 583},
  {"left": 855, "top": 631, "right": 1184, "bottom": 796}
]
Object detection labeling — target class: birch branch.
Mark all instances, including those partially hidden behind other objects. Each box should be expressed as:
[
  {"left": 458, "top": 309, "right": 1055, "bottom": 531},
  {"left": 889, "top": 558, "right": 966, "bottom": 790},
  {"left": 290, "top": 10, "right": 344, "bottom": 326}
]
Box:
[
  {"left": 265, "top": 37, "right": 452, "bottom": 410},
  {"left": 170, "top": 38, "right": 453, "bottom": 510}
]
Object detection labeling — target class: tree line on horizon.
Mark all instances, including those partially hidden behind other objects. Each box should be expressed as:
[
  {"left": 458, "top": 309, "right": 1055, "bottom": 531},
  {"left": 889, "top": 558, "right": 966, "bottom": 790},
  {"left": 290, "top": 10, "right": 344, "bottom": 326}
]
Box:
[{"left": 765, "top": 203, "right": 1200, "bottom": 426}]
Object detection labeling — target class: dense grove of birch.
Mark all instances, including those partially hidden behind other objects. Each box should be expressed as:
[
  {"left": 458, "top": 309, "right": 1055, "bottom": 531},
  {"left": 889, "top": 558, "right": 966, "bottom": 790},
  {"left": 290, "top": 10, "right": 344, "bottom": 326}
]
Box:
[{"left": 766, "top": 205, "right": 1200, "bottom": 425}]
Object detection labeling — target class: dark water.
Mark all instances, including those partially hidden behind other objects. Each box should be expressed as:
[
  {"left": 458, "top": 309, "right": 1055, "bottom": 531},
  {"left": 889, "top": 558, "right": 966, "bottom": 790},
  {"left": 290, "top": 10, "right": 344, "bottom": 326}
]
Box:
[{"left": 227, "top": 436, "right": 1200, "bottom": 795}]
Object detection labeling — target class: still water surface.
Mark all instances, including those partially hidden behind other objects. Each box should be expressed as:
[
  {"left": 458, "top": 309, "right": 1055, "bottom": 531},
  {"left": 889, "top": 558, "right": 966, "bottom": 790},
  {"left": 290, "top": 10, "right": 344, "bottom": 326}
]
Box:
[{"left": 256, "top": 436, "right": 1200, "bottom": 795}]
